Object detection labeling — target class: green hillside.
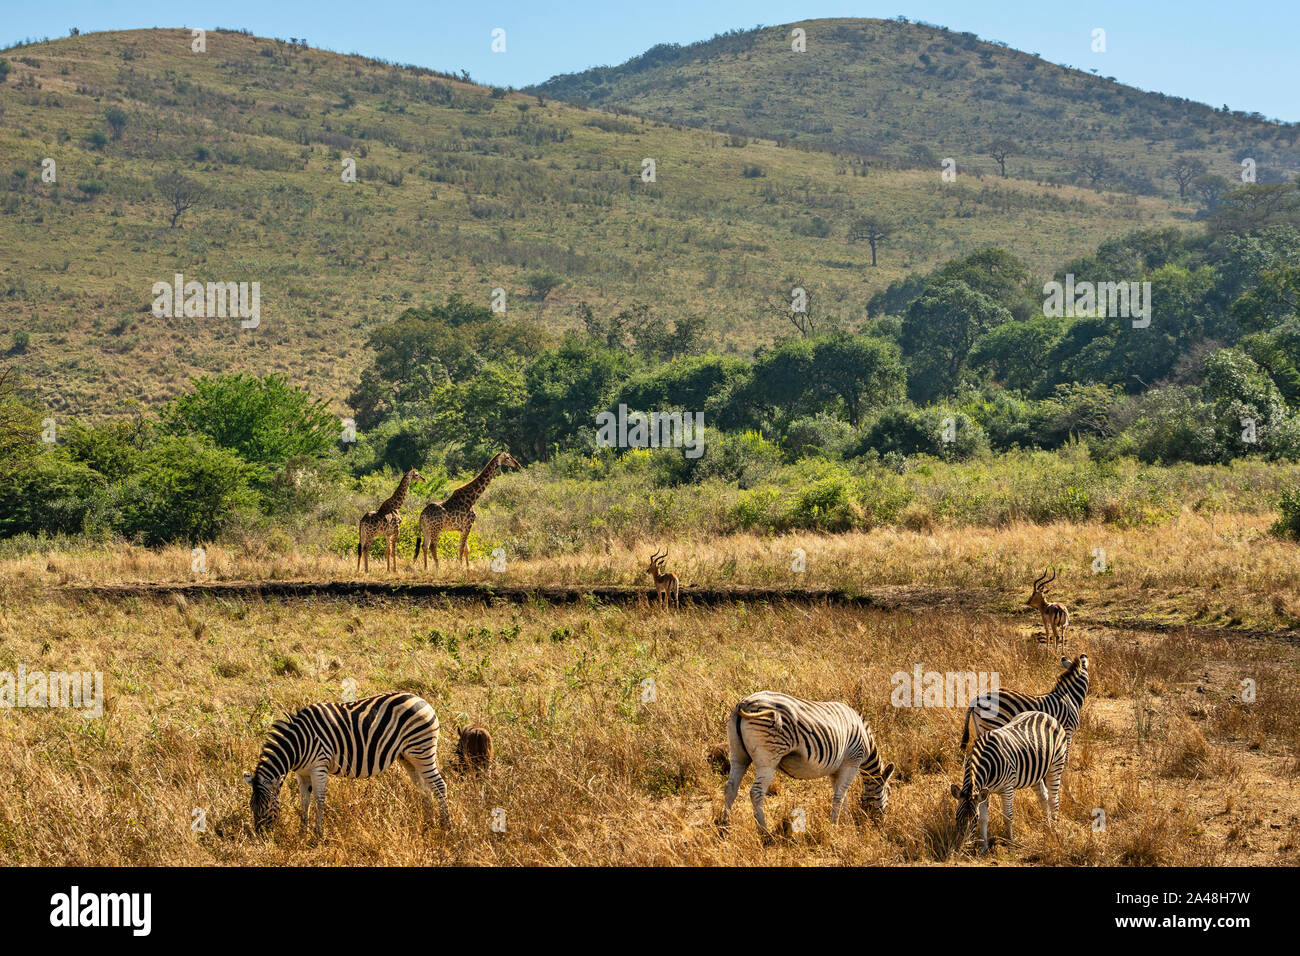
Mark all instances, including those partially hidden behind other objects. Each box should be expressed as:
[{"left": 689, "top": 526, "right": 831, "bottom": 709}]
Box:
[
  {"left": 0, "top": 28, "right": 1191, "bottom": 419},
  {"left": 532, "top": 17, "right": 1300, "bottom": 196}
]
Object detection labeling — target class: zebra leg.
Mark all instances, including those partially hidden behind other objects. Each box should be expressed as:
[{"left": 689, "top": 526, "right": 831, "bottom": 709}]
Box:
[
  {"left": 1036, "top": 779, "right": 1053, "bottom": 829},
  {"left": 1047, "top": 767, "right": 1062, "bottom": 828},
  {"left": 722, "top": 749, "right": 751, "bottom": 826},
  {"left": 296, "top": 772, "right": 312, "bottom": 828},
  {"left": 1002, "top": 789, "right": 1015, "bottom": 847},
  {"left": 977, "top": 799, "right": 990, "bottom": 853},
  {"left": 310, "top": 767, "right": 328, "bottom": 837},
  {"left": 403, "top": 758, "right": 451, "bottom": 827},
  {"left": 829, "top": 762, "right": 859, "bottom": 824},
  {"left": 749, "top": 764, "right": 778, "bottom": 833}
]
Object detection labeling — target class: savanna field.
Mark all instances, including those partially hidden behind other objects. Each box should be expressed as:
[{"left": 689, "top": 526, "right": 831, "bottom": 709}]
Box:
[
  {"left": 3, "top": 487, "right": 1300, "bottom": 866},
  {"left": 2, "top": 14, "right": 1300, "bottom": 876}
]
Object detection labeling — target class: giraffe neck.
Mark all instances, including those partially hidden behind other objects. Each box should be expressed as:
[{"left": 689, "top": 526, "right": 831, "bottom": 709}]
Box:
[
  {"left": 379, "top": 472, "right": 412, "bottom": 515},
  {"left": 448, "top": 458, "right": 500, "bottom": 510}
]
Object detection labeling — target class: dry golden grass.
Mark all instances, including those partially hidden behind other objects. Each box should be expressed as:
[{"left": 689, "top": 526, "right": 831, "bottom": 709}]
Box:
[
  {"left": 0, "top": 578, "right": 1295, "bottom": 866},
  {"left": 11, "top": 509, "right": 1300, "bottom": 633}
]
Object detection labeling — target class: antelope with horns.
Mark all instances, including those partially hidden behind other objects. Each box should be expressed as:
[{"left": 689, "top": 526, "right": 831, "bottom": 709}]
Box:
[
  {"left": 1026, "top": 568, "right": 1070, "bottom": 649},
  {"left": 646, "top": 548, "right": 680, "bottom": 611}
]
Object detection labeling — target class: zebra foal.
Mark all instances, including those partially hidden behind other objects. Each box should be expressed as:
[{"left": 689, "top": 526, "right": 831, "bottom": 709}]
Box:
[
  {"left": 951, "top": 710, "right": 1068, "bottom": 853},
  {"left": 244, "top": 692, "right": 450, "bottom": 836},
  {"left": 722, "top": 691, "right": 894, "bottom": 832}
]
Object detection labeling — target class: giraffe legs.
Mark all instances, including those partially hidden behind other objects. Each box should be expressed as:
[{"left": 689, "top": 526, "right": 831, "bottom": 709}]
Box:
[{"left": 458, "top": 528, "right": 470, "bottom": 571}]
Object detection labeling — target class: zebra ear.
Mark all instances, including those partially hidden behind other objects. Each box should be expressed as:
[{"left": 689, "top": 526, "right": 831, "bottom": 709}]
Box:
[
  {"left": 976, "top": 787, "right": 990, "bottom": 803},
  {"left": 949, "top": 783, "right": 961, "bottom": 799},
  {"left": 243, "top": 771, "right": 254, "bottom": 785},
  {"left": 881, "top": 763, "right": 895, "bottom": 783},
  {"left": 1061, "top": 656, "right": 1072, "bottom": 669}
]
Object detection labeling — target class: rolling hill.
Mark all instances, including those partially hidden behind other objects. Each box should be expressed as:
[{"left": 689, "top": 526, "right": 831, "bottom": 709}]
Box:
[
  {"left": 1, "top": 27, "right": 1189, "bottom": 420},
  {"left": 531, "top": 17, "right": 1300, "bottom": 195}
]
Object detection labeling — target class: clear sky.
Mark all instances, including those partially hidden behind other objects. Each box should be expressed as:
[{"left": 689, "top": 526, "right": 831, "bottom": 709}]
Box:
[{"left": 5, "top": 1, "right": 1297, "bottom": 123}]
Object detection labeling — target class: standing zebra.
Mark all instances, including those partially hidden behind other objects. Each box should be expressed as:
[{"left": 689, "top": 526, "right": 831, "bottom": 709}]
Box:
[
  {"left": 244, "top": 692, "right": 450, "bottom": 836},
  {"left": 951, "top": 710, "right": 1068, "bottom": 853},
  {"left": 961, "top": 654, "right": 1089, "bottom": 759},
  {"left": 722, "top": 691, "right": 895, "bottom": 833}
]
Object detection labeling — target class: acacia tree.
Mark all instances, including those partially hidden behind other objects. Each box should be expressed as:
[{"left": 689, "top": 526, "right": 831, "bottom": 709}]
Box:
[
  {"left": 1169, "top": 156, "right": 1207, "bottom": 198},
  {"left": 155, "top": 172, "right": 206, "bottom": 228},
  {"left": 1192, "top": 173, "right": 1231, "bottom": 211},
  {"left": 764, "top": 280, "right": 826, "bottom": 337},
  {"left": 986, "top": 138, "right": 1018, "bottom": 178},
  {"left": 848, "top": 215, "right": 894, "bottom": 267}
]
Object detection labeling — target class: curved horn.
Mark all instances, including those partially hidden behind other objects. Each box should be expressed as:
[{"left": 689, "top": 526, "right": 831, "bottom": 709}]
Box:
[
  {"left": 1046, "top": 567, "right": 1057, "bottom": 585},
  {"left": 650, "top": 548, "right": 665, "bottom": 564},
  {"left": 1033, "top": 569, "right": 1048, "bottom": 589}
]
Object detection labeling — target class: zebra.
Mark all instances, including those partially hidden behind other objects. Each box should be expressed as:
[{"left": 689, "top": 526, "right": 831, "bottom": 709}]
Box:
[
  {"left": 243, "top": 692, "right": 450, "bottom": 836},
  {"left": 1026, "top": 568, "right": 1070, "bottom": 647},
  {"left": 722, "top": 691, "right": 895, "bottom": 833},
  {"left": 960, "top": 654, "right": 1089, "bottom": 759},
  {"left": 950, "top": 710, "right": 1068, "bottom": 853}
]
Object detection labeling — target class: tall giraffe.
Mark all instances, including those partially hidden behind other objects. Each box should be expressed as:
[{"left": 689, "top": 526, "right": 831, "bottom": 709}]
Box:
[
  {"left": 357, "top": 466, "right": 425, "bottom": 573},
  {"left": 414, "top": 452, "right": 520, "bottom": 573}
]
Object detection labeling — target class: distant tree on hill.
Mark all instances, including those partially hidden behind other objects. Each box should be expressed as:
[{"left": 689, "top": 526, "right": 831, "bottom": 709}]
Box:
[
  {"left": 1212, "top": 183, "right": 1300, "bottom": 235},
  {"left": 848, "top": 215, "right": 894, "bottom": 267},
  {"left": 104, "top": 107, "right": 127, "bottom": 141},
  {"left": 154, "top": 172, "right": 206, "bottom": 228},
  {"left": 1169, "top": 156, "right": 1207, "bottom": 198},
  {"left": 525, "top": 272, "right": 563, "bottom": 302},
  {"left": 1076, "top": 152, "right": 1115, "bottom": 188},
  {"left": 986, "top": 138, "right": 1018, "bottom": 178},
  {"left": 1192, "top": 173, "right": 1232, "bottom": 211}
]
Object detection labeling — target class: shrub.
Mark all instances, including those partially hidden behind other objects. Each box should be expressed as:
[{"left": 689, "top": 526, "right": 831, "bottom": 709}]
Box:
[
  {"left": 123, "top": 435, "right": 256, "bottom": 544},
  {"left": 1271, "top": 485, "right": 1300, "bottom": 539}
]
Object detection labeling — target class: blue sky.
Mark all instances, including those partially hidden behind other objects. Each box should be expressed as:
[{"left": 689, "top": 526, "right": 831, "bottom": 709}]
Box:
[{"left": 5, "top": 1, "right": 1297, "bottom": 122}]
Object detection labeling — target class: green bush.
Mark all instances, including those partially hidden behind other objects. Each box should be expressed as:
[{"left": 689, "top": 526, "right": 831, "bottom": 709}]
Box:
[
  {"left": 1272, "top": 485, "right": 1300, "bottom": 539},
  {"left": 122, "top": 435, "right": 256, "bottom": 544}
]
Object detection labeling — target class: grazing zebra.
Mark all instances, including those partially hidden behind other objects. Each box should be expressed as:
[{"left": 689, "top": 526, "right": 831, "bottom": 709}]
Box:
[
  {"left": 961, "top": 654, "right": 1089, "bottom": 760},
  {"left": 1026, "top": 568, "right": 1070, "bottom": 647},
  {"left": 951, "top": 710, "right": 1068, "bottom": 853},
  {"left": 723, "top": 691, "right": 895, "bottom": 832},
  {"left": 243, "top": 692, "right": 450, "bottom": 836}
]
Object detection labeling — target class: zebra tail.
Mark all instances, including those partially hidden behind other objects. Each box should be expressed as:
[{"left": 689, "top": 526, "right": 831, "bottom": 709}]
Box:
[
  {"left": 960, "top": 706, "right": 974, "bottom": 750},
  {"left": 730, "top": 706, "right": 749, "bottom": 763}
]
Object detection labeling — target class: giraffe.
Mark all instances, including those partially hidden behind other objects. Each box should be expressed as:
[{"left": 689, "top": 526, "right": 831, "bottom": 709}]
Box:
[
  {"left": 357, "top": 466, "right": 425, "bottom": 573},
  {"left": 414, "top": 452, "right": 521, "bottom": 573}
]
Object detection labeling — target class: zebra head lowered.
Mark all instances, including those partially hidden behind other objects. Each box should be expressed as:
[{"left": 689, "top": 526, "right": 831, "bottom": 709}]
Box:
[{"left": 858, "top": 757, "right": 897, "bottom": 817}]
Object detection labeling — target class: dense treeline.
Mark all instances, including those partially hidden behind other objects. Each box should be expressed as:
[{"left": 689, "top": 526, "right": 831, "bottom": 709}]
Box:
[{"left": 3, "top": 190, "right": 1300, "bottom": 545}]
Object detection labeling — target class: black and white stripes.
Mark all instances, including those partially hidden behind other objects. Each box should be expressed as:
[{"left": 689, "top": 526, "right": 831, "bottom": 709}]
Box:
[
  {"left": 244, "top": 691, "right": 449, "bottom": 835},
  {"left": 961, "top": 654, "right": 1090, "bottom": 752},
  {"left": 723, "top": 691, "right": 894, "bottom": 831},
  {"left": 951, "top": 710, "right": 1068, "bottom": 852}
]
